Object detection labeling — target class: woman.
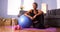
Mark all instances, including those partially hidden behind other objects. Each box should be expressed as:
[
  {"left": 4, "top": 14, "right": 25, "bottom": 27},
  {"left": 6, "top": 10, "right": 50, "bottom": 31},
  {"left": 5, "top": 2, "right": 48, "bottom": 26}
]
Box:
[{"left": 24, "top": 2, "right": 45, "bottom": 29}]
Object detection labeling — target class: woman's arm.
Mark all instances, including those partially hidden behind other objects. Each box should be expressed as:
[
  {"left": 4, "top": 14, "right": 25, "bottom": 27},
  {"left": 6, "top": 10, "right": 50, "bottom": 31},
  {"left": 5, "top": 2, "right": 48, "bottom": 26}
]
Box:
[
  {"left": 24, "top": 13, "right": 33, "bottom": 19},
  {"left": 36, "top": 10, "right": 43, "bottom": 16},
  {"left": 24, "top": 10, "right": 33, "bottom": 20},
  {"left": 33, "top": 10, "right": 43, "bottom": 19}
]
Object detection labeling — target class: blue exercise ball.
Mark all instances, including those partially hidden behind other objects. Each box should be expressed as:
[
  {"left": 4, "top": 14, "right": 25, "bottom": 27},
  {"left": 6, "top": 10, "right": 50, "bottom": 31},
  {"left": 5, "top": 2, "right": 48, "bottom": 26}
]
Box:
[{"left": 18, "top": 15, "right": 32, "bottom": 28}]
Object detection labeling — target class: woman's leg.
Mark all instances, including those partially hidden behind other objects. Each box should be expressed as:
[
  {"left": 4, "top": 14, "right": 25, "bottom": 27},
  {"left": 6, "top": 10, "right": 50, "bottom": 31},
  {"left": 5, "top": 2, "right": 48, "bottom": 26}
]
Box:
[
  {"left": 34, "top": 15, "right": 45, "bottom": 29},
  {"left": 38, "top": 15, "right": 45, "bottom": 29}
]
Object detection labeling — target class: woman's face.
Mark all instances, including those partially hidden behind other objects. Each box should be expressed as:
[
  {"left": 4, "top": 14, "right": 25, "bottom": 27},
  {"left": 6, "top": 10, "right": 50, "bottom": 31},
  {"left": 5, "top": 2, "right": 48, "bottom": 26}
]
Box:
[{"left": 33, "top": 4, "right": 37, "bottom": 9}]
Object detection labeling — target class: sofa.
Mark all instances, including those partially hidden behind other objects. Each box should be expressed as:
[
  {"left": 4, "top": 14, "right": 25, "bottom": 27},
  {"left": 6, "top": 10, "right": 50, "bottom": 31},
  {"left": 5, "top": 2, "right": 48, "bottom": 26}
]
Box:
[{"left": 45, "top": 9, "right": 60, "bottom": 27}]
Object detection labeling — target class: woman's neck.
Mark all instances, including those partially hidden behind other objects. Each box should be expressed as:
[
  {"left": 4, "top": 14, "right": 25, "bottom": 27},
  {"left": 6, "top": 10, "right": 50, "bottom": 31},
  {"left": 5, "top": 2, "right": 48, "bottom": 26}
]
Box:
[{"left": 34, "top": 9, "right": 37, "bottom": 11}]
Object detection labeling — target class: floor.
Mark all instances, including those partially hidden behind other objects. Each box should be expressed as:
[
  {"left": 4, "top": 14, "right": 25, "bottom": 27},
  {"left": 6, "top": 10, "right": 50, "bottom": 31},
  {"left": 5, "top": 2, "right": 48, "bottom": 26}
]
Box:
[
  {"left": 0, "top": 26, "right": 60, "bottom": 32},
  {"left": 0, "top": 26, "right": 12, "bottom": 32}
]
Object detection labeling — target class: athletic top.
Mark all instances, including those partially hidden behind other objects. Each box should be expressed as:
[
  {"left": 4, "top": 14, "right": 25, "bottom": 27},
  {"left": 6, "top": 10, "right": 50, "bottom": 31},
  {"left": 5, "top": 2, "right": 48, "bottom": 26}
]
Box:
[{"left": 29, "top": 9, "right": 38, "bottom": 17}]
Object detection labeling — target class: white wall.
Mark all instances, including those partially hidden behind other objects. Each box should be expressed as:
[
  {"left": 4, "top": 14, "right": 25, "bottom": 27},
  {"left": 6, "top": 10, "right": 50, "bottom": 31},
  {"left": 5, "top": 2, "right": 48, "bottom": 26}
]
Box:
[
  {"left": 35, "top": 0, "right": 42, "bottom": 9},
  {"left": 42, "top": 0, "right": 57, "bottom": 10}
]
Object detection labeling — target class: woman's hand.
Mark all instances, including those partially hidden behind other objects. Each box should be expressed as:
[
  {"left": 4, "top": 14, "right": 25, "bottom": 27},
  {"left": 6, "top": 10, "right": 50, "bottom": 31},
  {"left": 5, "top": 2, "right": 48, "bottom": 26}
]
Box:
[
  {"left": 27, "top": 16, "right": 33, "bottom": 20},
  {"left": 24, "top": 14, "right": 33, "bottom": 20},
  {"left": 33, "top": 15, "right": 37, "bottom": 19},
  {"left": 30, "top": 16, "right": 35, "bottom": 20}
]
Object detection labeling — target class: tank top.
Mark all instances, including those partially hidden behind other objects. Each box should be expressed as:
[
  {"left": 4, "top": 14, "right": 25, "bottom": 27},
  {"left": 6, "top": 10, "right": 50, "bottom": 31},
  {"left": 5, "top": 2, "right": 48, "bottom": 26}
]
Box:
[{"left": 29, "top": 9, "right": 38, "bottom": 17}]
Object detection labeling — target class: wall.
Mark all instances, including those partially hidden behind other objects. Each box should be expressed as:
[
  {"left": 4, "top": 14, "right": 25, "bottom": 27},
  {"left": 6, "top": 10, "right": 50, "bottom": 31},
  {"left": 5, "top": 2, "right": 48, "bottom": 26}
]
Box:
[
  {"left": 0, "top": 0, "right": 2, "bottom": 16},
  {"left": 42, "top": 0, "right": 57, "bottom": 10},
  {"left": 0, "top": 0, "right": 8, "bottom": 18},
  {"left": 35, "top": 0, "right": 42, "bottom": 9}
]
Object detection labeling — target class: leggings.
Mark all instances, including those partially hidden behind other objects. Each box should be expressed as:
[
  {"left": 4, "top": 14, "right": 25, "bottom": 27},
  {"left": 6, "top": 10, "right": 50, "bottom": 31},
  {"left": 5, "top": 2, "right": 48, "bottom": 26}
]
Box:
[{"left": 32, "top": 15, "right": 45, "bottom": 29}]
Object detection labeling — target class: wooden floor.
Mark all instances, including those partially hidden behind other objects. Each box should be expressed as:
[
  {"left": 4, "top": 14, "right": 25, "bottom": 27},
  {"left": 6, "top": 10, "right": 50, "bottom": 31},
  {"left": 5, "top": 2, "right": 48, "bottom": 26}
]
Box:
[
  {"left": 0, "top": 26, "right": 60, "bottom": 32},
  {"left": 0, "top": 26, "right": 12, "bottom": 32}
]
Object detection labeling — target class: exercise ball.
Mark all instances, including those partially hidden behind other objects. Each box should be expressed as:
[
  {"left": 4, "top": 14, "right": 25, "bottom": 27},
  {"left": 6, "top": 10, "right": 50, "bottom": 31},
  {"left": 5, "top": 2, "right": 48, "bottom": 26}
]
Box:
[{"left": 18, "top": 15, "right": 32, "bottom": 28}]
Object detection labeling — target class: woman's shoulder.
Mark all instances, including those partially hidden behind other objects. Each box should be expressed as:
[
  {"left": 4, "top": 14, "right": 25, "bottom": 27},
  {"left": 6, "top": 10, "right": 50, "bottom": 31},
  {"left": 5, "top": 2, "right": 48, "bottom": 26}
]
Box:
[
  {"left": 26, "top": 9, "right": 33, "bottom": 13},
  {"left": 28, "top": 9, "right": 33, "bottom": 12}
]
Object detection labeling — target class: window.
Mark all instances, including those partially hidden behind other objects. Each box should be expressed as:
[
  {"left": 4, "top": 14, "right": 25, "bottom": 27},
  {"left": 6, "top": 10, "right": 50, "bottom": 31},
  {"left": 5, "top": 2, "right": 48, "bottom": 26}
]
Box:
[
  {"left": 57, "top": 0, "right": 60, "bottom": 9},
  {"left": 7, "top": 0, "right": 34, "bottom": 15},
  {"left": 41, "top": 3, "right": 48, "bottom": 13},
  {"left": 7, "top": 0, "right": 21, "bottom": 15},
  {"left": 23, "top": 0, "right": 34, "bottom": 11}
]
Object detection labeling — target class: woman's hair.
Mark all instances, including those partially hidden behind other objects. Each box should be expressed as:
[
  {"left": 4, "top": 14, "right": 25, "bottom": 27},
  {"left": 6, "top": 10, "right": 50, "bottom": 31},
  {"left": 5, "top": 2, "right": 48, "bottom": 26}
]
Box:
[{"left": 33, "top": 2, "right": 38, "bottom": 6}]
